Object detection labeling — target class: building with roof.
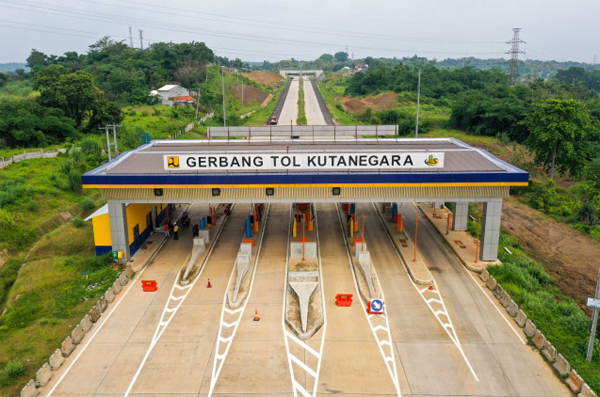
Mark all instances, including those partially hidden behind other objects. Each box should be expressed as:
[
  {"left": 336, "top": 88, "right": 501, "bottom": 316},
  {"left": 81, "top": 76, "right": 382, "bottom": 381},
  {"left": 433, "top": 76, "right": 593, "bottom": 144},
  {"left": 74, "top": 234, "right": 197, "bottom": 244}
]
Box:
[
  {"left": 82, "top": 126, "right": 528, "bottom": 261},
  {"left": 150, "top": 84, "right": 190, "bottom": 106},
  {"left": 84, "top": 203, "right": 172, "bottom": 256}
]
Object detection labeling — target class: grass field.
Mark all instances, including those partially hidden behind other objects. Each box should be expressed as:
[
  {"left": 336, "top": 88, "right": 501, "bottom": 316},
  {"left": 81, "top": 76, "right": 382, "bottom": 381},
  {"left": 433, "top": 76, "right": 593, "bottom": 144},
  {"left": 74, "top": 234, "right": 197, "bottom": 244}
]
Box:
[
  {"left": 316, "top": 79, "right": 360, "bottom": 125},
  {"left": 0, "top": 153, "right": 113, "bottom": 396},
  {"left": 0, "top": 80, "right": 36, "bottom": 101},
  {"left": 297, "top": 78, "right": 307, "bottom": 125}
]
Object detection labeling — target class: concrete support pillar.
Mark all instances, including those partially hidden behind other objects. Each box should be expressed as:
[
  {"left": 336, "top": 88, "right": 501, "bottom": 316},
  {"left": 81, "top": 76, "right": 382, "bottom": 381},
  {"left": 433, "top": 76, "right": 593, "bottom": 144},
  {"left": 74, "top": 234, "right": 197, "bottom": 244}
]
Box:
[
  {"left": 481, "top": 198, "right": 503, "bottom": 261},
  {"left": 108, "top": 200, "right": 130, "bottom": 260},
  {"left": 452, "top": 202, "right": 468, "bottom": 231},
  {"left": 151, "top": 204, "right": 157, "bottom": 231}
]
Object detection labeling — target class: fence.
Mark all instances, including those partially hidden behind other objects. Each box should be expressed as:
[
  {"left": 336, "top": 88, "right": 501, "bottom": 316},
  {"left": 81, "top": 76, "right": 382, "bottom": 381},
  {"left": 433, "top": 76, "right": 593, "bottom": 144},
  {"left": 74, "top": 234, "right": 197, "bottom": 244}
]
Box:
[
  {"left": 0, "top": 147, "right": 70, "bottom": 169},
  {"left": 206, "top": 125, "right": 399, "bottom": 140}
]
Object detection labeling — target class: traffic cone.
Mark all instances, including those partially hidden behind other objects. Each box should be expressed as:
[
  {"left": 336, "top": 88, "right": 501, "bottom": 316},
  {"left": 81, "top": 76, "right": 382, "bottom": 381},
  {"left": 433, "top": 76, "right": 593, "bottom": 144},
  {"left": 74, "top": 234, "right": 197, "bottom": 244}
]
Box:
[
  {"left": 428, "top": 281, "right": 434, "bottom": 291},
  {"left": 253, "top": 309, "right": 260, "bottom": 321},
  {"left": 207, "top": 278, "right": 212, "bottom": 288}
]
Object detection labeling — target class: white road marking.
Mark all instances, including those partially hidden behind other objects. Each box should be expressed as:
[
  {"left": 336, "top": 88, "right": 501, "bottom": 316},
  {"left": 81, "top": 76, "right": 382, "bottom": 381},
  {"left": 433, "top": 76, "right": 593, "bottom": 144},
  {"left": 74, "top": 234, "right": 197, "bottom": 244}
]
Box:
[
  {"left": 462, "top": 265, "right": 527, "bottom": 344},
  {"left": 334, "top": 204, "right": 402, "bottom": 396},
  {"left": 283, "top": 204, "right": 327, "bottom": 397},
  {"left": 123, "top": 205, "right": 233, "bottom": 397},
  {"left": 373, "top": 203, "right": 479, "bottom": 382},
  {"left": 207, "top": 204, "right": 271, "bottom": 396}
]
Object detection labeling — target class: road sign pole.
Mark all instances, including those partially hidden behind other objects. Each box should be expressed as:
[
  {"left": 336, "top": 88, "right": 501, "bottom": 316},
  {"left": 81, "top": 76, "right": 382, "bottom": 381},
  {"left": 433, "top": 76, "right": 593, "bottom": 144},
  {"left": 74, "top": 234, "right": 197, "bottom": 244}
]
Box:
[{"left": 586, "top": 259, "right": 600, "bottom": 362}]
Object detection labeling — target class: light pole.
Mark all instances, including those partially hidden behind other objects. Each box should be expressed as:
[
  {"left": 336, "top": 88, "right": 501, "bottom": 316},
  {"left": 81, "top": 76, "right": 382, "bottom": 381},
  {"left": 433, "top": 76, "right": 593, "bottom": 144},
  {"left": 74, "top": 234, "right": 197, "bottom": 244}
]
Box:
[
  {"left": 221, "top": 59, "right": 226, "bottom": 127},
  {"left": 415, "top": 68, "right": 421, "bottom": 138}
]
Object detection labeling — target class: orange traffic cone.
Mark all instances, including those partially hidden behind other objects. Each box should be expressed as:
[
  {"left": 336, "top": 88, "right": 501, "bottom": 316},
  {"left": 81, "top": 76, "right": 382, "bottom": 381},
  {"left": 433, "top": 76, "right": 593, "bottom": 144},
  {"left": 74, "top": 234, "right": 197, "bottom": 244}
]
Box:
[
  {"left": 253, "top": 309, "right": 260, "bottom": 321},
  {"left": 207, "top": 278, "right": 212, "bottom": 288},
  {"left": 428, "top": 281, "right": 434, "bottom": 291}
]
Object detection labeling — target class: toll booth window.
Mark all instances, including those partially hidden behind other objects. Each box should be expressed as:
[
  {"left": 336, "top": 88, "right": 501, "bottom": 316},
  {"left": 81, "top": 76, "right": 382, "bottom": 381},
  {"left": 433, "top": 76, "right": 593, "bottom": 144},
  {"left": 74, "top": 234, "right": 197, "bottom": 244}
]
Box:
[{"left": 133, "top": 224, "right": 140, "bottom": 240}]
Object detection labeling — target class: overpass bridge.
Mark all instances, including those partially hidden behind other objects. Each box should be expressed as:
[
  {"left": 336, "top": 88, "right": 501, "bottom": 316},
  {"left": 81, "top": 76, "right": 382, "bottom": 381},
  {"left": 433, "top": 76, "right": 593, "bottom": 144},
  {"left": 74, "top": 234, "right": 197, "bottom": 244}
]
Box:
[{"left": 280, "top": 69, "right": 325, "bottom": 80}]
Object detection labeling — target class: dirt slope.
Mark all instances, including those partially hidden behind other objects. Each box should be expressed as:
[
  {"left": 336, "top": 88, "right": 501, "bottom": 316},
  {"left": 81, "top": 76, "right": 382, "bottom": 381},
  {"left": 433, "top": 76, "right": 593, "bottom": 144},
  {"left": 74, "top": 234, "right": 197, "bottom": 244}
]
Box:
[
  {"left": 246, "top": 71, "right": 284, "bottom": 88},
  {"left": 341, "top": 92, "right": 398, "bottom": 114},
  {"left": 502, "top": 196, "right": 600, "bottom": 313}
]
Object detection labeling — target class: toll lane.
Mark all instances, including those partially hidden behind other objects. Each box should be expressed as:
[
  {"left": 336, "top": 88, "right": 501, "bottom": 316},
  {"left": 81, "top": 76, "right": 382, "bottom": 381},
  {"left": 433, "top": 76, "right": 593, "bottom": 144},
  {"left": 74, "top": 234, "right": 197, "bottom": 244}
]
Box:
[
  {"left": 388, "top": 203, "right": 571, "bottom": 396},
  {"left": 123, "top": 205, "right": 248, "bottom": 396},
  {"left": 316, "top": 203, "right": 399, "bottom": 395},
  {"left": 43, "top": 205, "right": 246, "bottom": 397},
  {"left": 205, "top": 203, "right": 291, "bottom": 396}
]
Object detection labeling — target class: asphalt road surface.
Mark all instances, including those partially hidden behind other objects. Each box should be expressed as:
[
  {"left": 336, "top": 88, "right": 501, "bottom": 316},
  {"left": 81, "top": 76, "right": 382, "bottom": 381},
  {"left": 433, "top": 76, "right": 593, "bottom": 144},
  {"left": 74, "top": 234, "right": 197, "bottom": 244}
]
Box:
[
  {"left": 303, "top": 79, "right": 327, "bottom": 126},
  {"left": 278, "top": 78, "right": 299, "bottom": 127}
]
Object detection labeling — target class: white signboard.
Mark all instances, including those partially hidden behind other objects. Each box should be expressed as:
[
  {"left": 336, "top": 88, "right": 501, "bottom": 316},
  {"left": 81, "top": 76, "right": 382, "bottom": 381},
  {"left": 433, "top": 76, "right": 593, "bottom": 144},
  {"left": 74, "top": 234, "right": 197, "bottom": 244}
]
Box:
[
  {"left": 164, "top": 152, "right": 444, "bottom": 171},
  {"left": 588, "top": 297, "right": 600, "bottom": 309}
]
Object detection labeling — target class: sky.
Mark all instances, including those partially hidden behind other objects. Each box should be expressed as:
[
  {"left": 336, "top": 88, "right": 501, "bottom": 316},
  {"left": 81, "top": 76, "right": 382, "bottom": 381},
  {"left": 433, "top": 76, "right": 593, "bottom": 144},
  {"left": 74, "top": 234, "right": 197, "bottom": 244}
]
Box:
[{"left": 0, "top": 0, "right": 598, "bottom": 64}]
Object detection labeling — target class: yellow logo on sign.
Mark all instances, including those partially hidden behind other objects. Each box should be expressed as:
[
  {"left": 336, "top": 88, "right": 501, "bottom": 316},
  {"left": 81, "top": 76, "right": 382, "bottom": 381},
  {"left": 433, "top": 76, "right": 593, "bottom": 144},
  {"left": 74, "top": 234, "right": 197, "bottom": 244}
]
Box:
[
  {"left": 424, "top": 154, "right": 439, "bottom": 166},
  {"left": 167, "top": 156, "right": 180, "bottom": 168}
]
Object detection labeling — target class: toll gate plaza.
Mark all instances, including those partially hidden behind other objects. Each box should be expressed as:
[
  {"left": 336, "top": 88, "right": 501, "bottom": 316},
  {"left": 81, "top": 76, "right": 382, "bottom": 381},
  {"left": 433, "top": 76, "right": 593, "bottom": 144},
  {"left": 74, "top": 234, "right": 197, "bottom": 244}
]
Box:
[{"left": 36, "top": 123, "right": 575, "bottom": 397}]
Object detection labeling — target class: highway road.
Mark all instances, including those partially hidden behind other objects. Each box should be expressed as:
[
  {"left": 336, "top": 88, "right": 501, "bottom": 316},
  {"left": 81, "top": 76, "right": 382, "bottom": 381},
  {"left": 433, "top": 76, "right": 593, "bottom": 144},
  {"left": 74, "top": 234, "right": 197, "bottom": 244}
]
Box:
[
  {"left": 360, "top": 202, "right": 571, "bottom": 397},
  {"left": 303, "top": 79, "right": 327, "bottom": 125},
  {"left": 278, "top": 78, "right": 299, "bottom": 126}
]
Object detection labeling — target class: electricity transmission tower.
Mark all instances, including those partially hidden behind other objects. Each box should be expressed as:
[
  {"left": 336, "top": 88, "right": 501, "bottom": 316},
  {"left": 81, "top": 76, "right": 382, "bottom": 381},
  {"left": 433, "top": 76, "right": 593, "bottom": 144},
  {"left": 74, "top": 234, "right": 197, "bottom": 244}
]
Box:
[
  {"left": 139, "top": 30, "right": 144, "bottom": 50},
  {"left": 129, "top": 27, "right": 134, "bottom": 48},
  {"left": 506, "top": 28, "right": 525, "bottom": 86}
]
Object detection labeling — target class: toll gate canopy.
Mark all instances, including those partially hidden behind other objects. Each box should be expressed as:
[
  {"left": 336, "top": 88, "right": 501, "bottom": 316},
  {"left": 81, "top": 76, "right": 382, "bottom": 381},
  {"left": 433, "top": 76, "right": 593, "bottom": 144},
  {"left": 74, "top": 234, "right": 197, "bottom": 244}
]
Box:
[
  {"left": 82, "top": 130, "right": 528, "bottom": 261},
  {"left": 82, "top": 135, "right": 528, "bottom": 204}
]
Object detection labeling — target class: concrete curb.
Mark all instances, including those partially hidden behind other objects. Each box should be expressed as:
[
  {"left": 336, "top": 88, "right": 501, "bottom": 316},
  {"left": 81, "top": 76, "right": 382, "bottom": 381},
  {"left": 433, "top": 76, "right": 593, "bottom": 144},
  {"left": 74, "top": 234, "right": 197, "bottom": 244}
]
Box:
[
  {"left": 485, "top": 272, "right": 597, "bottom": 396},
  {"left": 20, "top": 379, "right": 39, "bottom": 397},
  {"left": 30, "top": 264, "right": 135, "bottom": 396}
]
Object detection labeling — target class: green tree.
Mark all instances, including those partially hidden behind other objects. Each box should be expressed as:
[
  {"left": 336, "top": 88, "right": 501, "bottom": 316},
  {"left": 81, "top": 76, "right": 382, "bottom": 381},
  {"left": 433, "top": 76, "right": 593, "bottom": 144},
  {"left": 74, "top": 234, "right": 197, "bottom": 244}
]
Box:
[
  {"left": 522, "top": 99, "right": 593, "bottom": 179},
  {"left": 34, "top": 66, "right": 122, "bottom": 130},
  {"left": 334, "top": 52, "right": 349, "bottom": 63},
  {"left": 26, "top": 49, "right": 50, "bottom": 73}
]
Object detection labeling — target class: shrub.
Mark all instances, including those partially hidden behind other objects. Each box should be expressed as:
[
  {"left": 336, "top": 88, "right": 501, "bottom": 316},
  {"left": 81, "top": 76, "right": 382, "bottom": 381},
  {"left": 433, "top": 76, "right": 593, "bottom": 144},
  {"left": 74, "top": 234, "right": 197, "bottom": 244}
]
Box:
[
  {"left": 72, "top": 217, "right": 85, "bottom": 228},
  {"left": 3, "top": 358, "right": 25, "bottom": 379},
  {"left": 80, "top": 198, "right": 95, "bottom": 211},
  {"left": 81, "top": 137, "right": 102, "bottom": 157},
  {"left": 27, "top": 199, "right": 39, "bottom": 212}
]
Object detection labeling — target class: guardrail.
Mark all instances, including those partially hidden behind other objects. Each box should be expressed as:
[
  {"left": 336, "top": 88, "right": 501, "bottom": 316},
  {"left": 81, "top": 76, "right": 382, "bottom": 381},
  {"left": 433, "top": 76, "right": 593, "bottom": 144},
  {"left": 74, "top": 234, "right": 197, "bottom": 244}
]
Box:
[{"left": 207, "top": 125, "right": 399, "bottom": 140}]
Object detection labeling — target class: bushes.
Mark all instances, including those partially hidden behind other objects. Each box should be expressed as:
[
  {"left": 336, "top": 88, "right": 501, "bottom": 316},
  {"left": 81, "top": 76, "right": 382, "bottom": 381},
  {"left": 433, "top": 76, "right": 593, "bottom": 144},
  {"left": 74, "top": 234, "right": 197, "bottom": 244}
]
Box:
[
  {"left": 72, "top": 217, "right": 85, "bottom": 227},
  {"left": 2, "top": 358, "right": 25, "bottom": 380},
  {"left": 0, "top": 259, "right": 21, "bottom": 310},
  {"left": 80, "top": 198, "right": 95, "bottom": 211}
]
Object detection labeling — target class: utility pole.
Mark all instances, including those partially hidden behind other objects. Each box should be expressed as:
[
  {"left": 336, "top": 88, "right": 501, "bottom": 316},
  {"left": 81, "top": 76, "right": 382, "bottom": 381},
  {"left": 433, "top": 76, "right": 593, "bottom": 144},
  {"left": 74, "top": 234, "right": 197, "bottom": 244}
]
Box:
[
  {"left": 129, "top": 27, "right": 134, "bottom": 48},
  {"left": 99, "top": 124, "right": 122, "bottom": 161},
  {"left": 242, "top": 74, "right": 244, "bottom": 107},
  {"left": 506, "top": 28, "right": 525, "bottom": 86},
  {"left": 139, "top": 30, "right": 144, "bottom": 50},
  {"left": 586, "top": 259, "right": 600, "bottom": 362},
  {"left": 415, "top": 68, "right": 421, "bottom": 138}
]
